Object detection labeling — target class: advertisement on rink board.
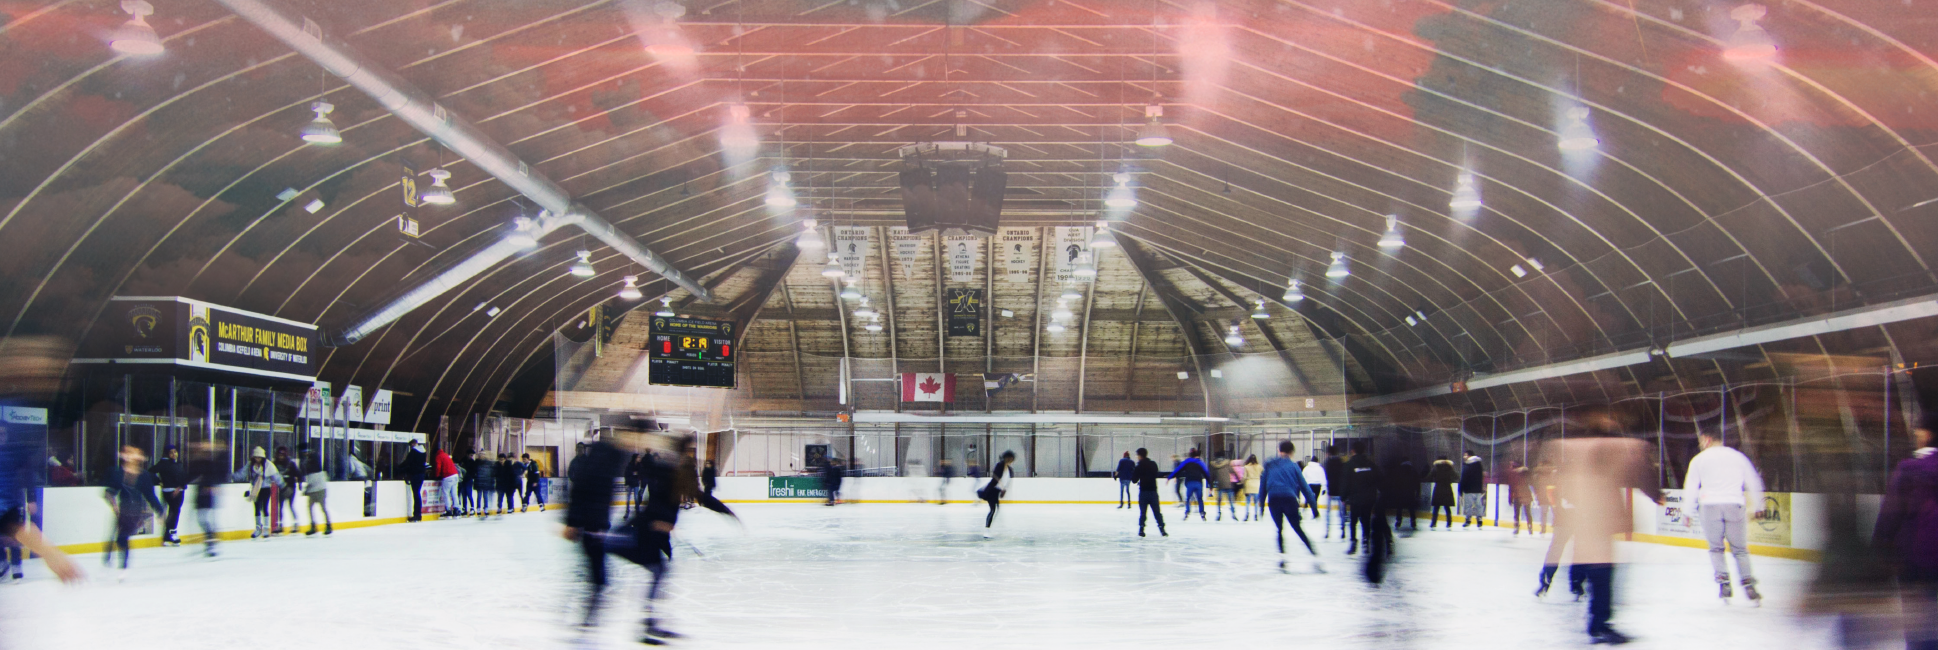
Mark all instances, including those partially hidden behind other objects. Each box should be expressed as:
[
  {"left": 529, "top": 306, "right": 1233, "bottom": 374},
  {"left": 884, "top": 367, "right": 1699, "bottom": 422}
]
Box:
[
  {"left": 768, "top": 476, "right": 829, "bottom": 499},
  {"left": 1655, "top": 489, "right": 1791, "bottom": 547},
  {"left": 76, "top": 296, "right": 318, "bottom": 382}
]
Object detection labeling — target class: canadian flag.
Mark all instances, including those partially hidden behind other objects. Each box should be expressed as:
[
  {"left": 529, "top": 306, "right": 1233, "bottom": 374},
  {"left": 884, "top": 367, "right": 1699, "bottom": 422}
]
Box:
[{"left": 900, "top": 372, "right": 956, "bottom": 403}]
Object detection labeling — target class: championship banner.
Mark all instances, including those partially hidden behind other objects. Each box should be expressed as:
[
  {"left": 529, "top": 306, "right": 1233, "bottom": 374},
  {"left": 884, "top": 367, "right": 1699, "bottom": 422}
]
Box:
[
  {"left": 890, "top": 227, "right": 924, "bottom": 278},
  {"left": 77, "top": 297, "right": 319, "bottom": 382},
  {"left": 998, "top": 228, "right": 1035, "bottom": 282},
  {"left": 364, "top": 389, "right": 394, "bottom": 426},
  {"left": 945, "top": 235, "right": 981, "bottom": 282},
  {"left": 1049, "top": 226, "right": 1093, "bottom": 284},
  {"left": 833, "top": 225, "right": 872, "bottom": 279},
  {"left": 900, "top": 372, "right": 956, "bottom": 403},
  {"left": 947, "top": 288, "right": 982, "bottom": 336}
]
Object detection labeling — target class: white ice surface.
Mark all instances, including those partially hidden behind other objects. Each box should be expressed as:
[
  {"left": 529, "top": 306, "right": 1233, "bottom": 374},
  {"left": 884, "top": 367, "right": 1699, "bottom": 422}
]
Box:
[{"left": 3, "top": 502, "right": 1851, "bottom": 649}]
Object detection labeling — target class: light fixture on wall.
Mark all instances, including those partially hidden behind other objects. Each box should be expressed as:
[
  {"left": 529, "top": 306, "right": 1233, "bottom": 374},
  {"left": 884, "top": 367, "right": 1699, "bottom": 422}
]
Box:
[
  {"left": 109, "top": 0, "right": 165, "bottom": 56},
  {"left": 617, "top": 276, "right": 643, "bottom": 300},
  {"left": 299, "top": 102, "right": 341, "bottom": 145}
]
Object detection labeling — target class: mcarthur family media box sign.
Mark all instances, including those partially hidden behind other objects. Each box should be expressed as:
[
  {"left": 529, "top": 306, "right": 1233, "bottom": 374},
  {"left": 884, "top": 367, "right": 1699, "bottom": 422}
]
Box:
[{"left": 75, "top": 297, "right": 319, "bottom": 382}]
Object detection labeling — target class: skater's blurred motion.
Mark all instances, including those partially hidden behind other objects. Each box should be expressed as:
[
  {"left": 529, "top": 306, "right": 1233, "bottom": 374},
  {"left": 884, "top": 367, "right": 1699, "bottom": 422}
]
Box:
[
  {"left": 1540, "top": 422, "right": 1661, "bottom": 645},
  {"left": 458, "top": 449, "right": 480, "bottom": 517},
  {"left": 1260, "top": 441, "right": 1319, "bottom": 571},
  {"left": 822, "top": 453, "right": 845, "bottom": 506},
  {"left": 980, "top": 450, "right": 1015, "bottom": 533},
  {"left": 1505, "top": 461, "right": 1534, "bottom": 535},
  {"left": 188, "top": 440, "right": 225, "bottom": 556},
  {"left": 1683, "top": 429, "right": 1765, "bottom": 604},
  {"left": 701, "top": 459, "right": 717, "bottom": 498},
  {"left": 1322, "top": 446, "right": 1349, "bottom": 539},
  {"left": 623, "top": 453, "right": 642, "bottom": 514},
  {"left": 1342, "top": 443, "right": 1388, "bottom": 583},
  {"left": 936, "top": 457, "right": 956, "bottom": 504},
  {"left": 1384, "top": 458, "right": 1420, "bottom": 533},
  {"left": 102, "top": 444, "right": 164, "bottom": 575},
  {"left": 301, "top": 447, "right": 332, "bottom": 536},
  {"left": 0, "top": 421, "right": 80, "bottom": 584},
  {"left": 1875, "top": 421, "right": 1938, "bottom": 649}
]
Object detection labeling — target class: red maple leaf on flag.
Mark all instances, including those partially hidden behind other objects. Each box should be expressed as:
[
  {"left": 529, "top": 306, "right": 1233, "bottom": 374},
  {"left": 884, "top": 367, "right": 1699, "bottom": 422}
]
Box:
[{"left": 918, "top": 375, "right": 943, "bottom": 395}]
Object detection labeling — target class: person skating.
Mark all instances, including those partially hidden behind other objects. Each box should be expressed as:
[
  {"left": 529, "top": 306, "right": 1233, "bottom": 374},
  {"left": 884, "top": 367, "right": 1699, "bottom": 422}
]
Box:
[
  {"left": 1132, "top": 448, "right": 1167, "bottom": 537},
  {"left": 1113, "top": 451, "right": 1135, "bottom": 509},
  {"left": 0, "top": 423, "right": 80, "bottom": 584},
  {"left": 822, "top": 454, "right": 845, "bottom": 506},
  {"left": 563, "top": 430, "right": 626, "bottom": 637},
  {"left": 300, "top": 447, "right": 332, "bottom": 536},
  {"left": 1169, "top": 449, "right": 1210, "bottom": 521},
  {"left": 1322, "top": 446, "right": 1350, "bottom": 540},
  {"left": 1209, "top": 454, "right": 1234, "bottom": 521},
  {"left": 101, "top": 444, "right": 165, "bottom": 577},
  {"left": 236, "top": 446, "right": 284, "bottom": 538},
  {"left": 1343, "top": 444, "right": 1389, "bottom": 582},
  {"left": 1243, "top": 454, "right": 1264, "bottom": 521},
  {"left": 398, "top": 441, "right": 427, "bottom": 522},
  {"left": 1384, "top": 458, "right": 1422, "bottom": 533},
  {"left": 523, "top": 453, "right": 548, "bottom": 511},
  {"left": 1459, "top": 450, "right": 1487, "bottom": 528},
  {"left": 935, "top": 457, "right": 957, "bottom": 504},
  {"left": 1684, "top": 430, "right": 1766, "bottom": 604},
  {"left": 188, "top": 441, "right": 225, "bottom": 556},
  {"left": 980, "top": 450, "right": 1016, "bottom": 535},
  {"left": 457, "top": 448, "right": 479, "bottom": 516},
  {"left": 623, "top": 453, "right": 643, "bottom": 515},
  {"left": 431, "top": 445, "right": 460, "bottom": 519},
  {"left": 1426, "top": 456, "right": 1458, "bottom": 528},
  {"left": 1875, "top": 422, "right": 1938, "bottom": 650},
  {"left": 1301, "top": 455, "right": 1326, "bottom": 521},
  {"left": 1543, "top": 429, "right": 1662, "bottom": 645},
  {"left": 149, "top": 444, "right": 187, "bottom": 547},
  {"left": 1506, "top": 460, "right": 1535, "bottom": 535},
  {"left": 608, "top": 434, "right": 732, "bottom": 644},
  {"left": 1168, "top": 454, "right": 1183, "bottom": 510},
  {"left": 701, "top": 459, "right": 717, "bottom": 498},
  {"left": 273, "top": 446, "right": 301, "bottom": 534},
  {"left": 1260, "top": 441, "right": 1320, "bottom": 572}
]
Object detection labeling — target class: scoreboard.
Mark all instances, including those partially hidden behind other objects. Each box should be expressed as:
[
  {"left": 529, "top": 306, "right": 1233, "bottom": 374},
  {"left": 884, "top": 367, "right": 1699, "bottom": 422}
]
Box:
[{"left": 646, "top": 316, "right": 737, "bottom": 388}]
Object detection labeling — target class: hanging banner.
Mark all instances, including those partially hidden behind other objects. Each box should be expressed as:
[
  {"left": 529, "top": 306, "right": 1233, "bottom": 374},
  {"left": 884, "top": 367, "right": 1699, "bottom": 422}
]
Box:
[
  {"left": 999, "top": 228, "right": 1035, "bottom": 282},
  {"left": 300, "top": 382, "right": 329, "bottom": 420},
  {"left": 947, "top": 288, "right": 982, "bottom": 336},
  {"left": 336, "top": 385, "right": 364, "bottom": 423},
  {"left": 1050, "top": 226, "right": 1093, "bottom": 284},
  {"left": 364, "top": 389, "right": 394, "bottom": 426},
  {"left": 833, "top": 226, "right": 872, "bottom": 279},
  {"left": 945, "top": 235, "right": 980, "bottom": 283},
  {"left": 890, "top": 227, "right": 924, "bottom": 278}
]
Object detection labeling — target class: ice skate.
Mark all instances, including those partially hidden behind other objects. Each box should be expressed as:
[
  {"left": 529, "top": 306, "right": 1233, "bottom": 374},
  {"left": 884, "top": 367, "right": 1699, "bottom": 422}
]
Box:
[
  {"left": 1346, "top": 539, "right": 1358, "bottom": 555},
  {"left": 1743, "top": 580, "right": 1762, "bottom": 606},
  {"left": 644, "top": 619, "right": 682, "bottom": 640},
  {"left": 1717, "top": 574, "right": 1733, "bottom": 603},
  {"left": 1589, "top": 628, "right": 1632, "bottom": 645}
]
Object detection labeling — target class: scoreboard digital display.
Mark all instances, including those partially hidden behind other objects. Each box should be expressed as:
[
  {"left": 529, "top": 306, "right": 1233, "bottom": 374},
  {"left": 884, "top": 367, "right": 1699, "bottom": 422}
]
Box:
[{"left": 646, "top": 316, "right": 737, "bottom": 389}]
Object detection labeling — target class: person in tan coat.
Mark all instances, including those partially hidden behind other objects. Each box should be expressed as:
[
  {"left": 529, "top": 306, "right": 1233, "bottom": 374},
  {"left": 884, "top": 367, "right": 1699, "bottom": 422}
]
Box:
[{"left": 1539, "top": 434, "right": 1662, "bottom": 645}]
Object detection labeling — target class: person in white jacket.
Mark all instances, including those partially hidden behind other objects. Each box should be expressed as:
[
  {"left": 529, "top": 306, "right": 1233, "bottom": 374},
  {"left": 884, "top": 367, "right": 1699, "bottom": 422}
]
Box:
[
  {"left": 1682, "top": 431, "right": 1765, "bottom": 604},
  {"left": 1301, "top": 457, "right": 1328, "bottom": 520}
]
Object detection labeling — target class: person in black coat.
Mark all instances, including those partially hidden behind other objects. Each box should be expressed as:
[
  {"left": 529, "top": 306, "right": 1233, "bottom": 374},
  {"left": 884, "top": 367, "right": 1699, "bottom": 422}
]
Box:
[
  {"left": 457, "top": 449, "right": 479, "bottom": 516},
  {"left": 623, "top": 454, "right": 643, "bottom": 515},
  {"left": 149, "top": 445, "right": 188, "bottom": 546},
  {"left": 1132, "top": 448, "right": 1167, "bottom": 537},
  {"left": 1383, "top": 459, "right": 1422, "bottom": 533},
  {"left": 1322, "top": 446, "right": 1350, "bottom": 539},
  {"left": 1114, "top": 451, "right": 1137, "bottom": 508},
  {"left": 103, "top": 445, "right": 165, "bottom": 572},
  {"left": 563, "top": 435, "right": 627, "bottom": 632},
  {"left": 1459, "top": 450, "right": 1487, "bottom": 528},
  {"left": 496, "top": 454, "right": 519, "bottom": 514},
  {"left": 398, "top": 441, "right": 427, "bottom": 522},
  {"left": 701, "top": 459, "right": 717, "bottom": 496},
  {"left": 1344, "top": 444, "right": 1390, "bottom": 583},
  {"left": 821, "top": 455, "right": 846, "bottom": 506},
  {"left": 521, "top": 453, "right": 547, "bottom": 510},
  {"left": 187, "top": 441, "right": 225, "bottom": 556}
]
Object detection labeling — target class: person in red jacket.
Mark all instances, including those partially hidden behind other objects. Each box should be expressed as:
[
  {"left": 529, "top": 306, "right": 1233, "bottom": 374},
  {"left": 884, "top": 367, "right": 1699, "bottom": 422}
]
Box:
[{"left": 432, "top": 446, "right": 461, "bottom": 518}]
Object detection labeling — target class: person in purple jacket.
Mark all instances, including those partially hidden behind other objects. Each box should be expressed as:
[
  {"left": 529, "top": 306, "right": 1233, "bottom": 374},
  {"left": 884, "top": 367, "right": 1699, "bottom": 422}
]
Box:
[{"left": 1876, "top": 423, "right": 1938, "bottom": 650}]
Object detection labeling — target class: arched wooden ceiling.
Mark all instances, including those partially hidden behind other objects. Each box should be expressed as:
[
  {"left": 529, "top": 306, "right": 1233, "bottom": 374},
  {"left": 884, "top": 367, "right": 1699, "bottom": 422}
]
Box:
[{"left": 2, "top": 0, "right": 1935, "bottom": 424}]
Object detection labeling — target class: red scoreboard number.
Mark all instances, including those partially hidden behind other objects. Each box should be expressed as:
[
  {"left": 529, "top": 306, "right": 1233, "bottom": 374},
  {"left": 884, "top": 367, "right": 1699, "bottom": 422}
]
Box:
[
  {"left": 659, "top": 335, "right": 731, "bottom": 360},
  {"left": 646, "top": 316, "right": 737, "bottom": 389}
]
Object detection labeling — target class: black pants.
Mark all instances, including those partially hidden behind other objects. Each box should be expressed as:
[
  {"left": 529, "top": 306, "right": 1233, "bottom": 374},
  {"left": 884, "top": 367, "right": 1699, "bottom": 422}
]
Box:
[
  {"left": 1268, "top": 495, "right": 1315, "bottom": 555},
  {"left": 498, "top": 486, "right": 515, "bottom": 511},
  {"left": 1306, "top": 485, "right": 1322, "bottom": 518},
  {"left": 579, "top": 532, "right": 609, "bottom": 627},
  {"left": 406, "top": 478, "right": 424, "bottom": 520},
  {"left": 161, "top": 489, "right": 185, "bottom": 542},
  {"left": 1431, "top": 504, "right": 1453, "bottom": 526},
  {"left": 1352, "top": 500, "right": 1389, "bottom": 581},
  {"left": 1389, "top": 505, "right": 1417, "bottom": 531},
  {"left": 108, "top": 510, "right": 142, "bottom": 569},
  {"left": 982, "top": 488, "right": 1002, "bottom": 527},
  {"left": 1138, "top": 490, "right": 1165, "bottom": 531},
  {"left": 1577, "top": 563, "right": 1615, "bottom": 636}
]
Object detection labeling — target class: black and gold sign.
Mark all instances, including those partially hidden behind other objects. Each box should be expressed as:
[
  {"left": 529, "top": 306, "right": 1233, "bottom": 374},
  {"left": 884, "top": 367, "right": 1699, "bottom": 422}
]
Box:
[
  {"left": 947, "top": 288, "right": 982, "bottom": 336},
  {"left": 79, "top": 297, "right": 318, "bottom": 382}
]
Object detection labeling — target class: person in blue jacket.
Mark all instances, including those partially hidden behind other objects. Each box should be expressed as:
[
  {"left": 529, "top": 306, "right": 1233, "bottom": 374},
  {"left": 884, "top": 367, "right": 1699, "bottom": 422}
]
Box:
[
  {"left": 1113, "top": 452, "right": 1136, "bottom": 508},
  {"left": 103, "top": 444, "right": 166, "bottom": 575},
  {"left": 1168, "top": 448, "right": 1210, "bottom": 521},
  {"left": 1260, "top": 440, "right": 1321, "bottom": 572}
]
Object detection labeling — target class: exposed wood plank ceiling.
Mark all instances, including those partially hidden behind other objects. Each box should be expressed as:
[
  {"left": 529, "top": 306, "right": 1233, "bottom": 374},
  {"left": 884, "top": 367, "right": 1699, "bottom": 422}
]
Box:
[{"left": 2, "top": 0, "right": 1936, "bottom": 426}]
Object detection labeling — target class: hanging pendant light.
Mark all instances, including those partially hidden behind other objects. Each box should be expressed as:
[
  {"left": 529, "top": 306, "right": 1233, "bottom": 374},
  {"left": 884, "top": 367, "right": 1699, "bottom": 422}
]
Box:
[
  {"left": 839, "top": 281, "right": 861, "bottom": 301},
  {"left": 1074, "top": 253, "right": 1097, "bottom": 279},
  {"left": 1135, "top": 105, "right": 1173, "bottom": 147},
  {"left": 1104, "top": 172, "right": 1137, "bottom": 209},
  {"left": 1046, "top": 321, "right": 1067, "bottom": 333},
  {"left": 1060, "top": 285, "right": 1082, "bottom": 302},
  {"left": 1723, "top": 4, "right": 1778, "bottom": 62},
  {"left": 1449, "top": 170, "right": 1483, "bottom": 212},
  {"left": 854, "top": 297, "right": 877, "bottom": 319},
  {"left": 864, "top": 315, "right": 884, "bottom": 333},
  {"left": 1325, "top": 251, "right": 1350, "bottom": 279},
  {"left": 765, "top": 183, "right": 797, "bottom": 209},
  {"left": 1089, "top": 221, "right": 1117, "bottom": 249},
  {"left": 617, "top": 276, "right": 643, "bottom": 300},
  {"left": 419, "top": 168, "right": 456, "bottom": 205},
  {"left": 300, "top": 101, "right": 341, "bottom": 145},
  {"left": 109, "top": 1, "right": 165, "bottom": 56},
  {"left": 506, "top": 216, "right": 540, "bottom": 249},
  {"left": 655, "top": 296, "right": 676, "bottom": 317},
  {"left": 821, "top": 257, "right": 845, "bottom": 279},
  {"left": 1377, "top": 215, "right": 1405, "bottom": 251},
  {"left": 1051, "top": 300, "right": 1074, "bottom": 321},
  {"left": 797, "top": 219, "right": 824, "bottom": 250},
  {"left": 1282, "top": 279, "right": 1305, "bottom": 303},
  {"left": 1251, "top": 299, "right": 1270, "bottom": 319},
  {"left": 1556, "top": 106, "right": 1600, "bottom": 152},
  {"left": 1224, "top": 324, "right": 1245, "bottom": 347},
  {"left": 720, "top": 103, "right": 758, "bottom": 156},
  {"left": 568, "top": 250, "right": 595, "bottom": 277}
]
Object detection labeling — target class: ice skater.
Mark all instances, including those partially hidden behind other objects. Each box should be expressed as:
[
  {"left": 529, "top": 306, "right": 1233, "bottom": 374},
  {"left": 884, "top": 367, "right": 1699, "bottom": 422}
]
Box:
[
  {"left": 1426, "top": 456, "right": 1457, "bottom": 528},
  {"left": 300, "top": 448, "right": 332, "bottom": 536},
  {"left": 1260, "top": 441, "right": 1320, "bottom": 572},
  {"left": 473, "top": 451, "right": 497, "bottom": 517},
  {"left": 935, "top": 457, "right": 956, "bottom": 504},
  {"left": 458, "top": 449, "right": 479, "bottom": 516},
  {"left": 102, "top": 444, "right": 165, "bottom": 576},
  {"left": 564, "top": 429, "right": 626, "bottom": 637},
  {"left": 1300, "top": 455, "right": 1325, "bottom": 520},
  {"left": 1541, "top": 429, "right": 1662, "bottom": 645},
  {"left": 1209, "top": 454, "right": 1233, "bottom": 520},
  {"left": 1506, "top": 460, "right": 1535, "bottom": 535},
  {"left": 1322, "top": 446, "right": 1350, "bottom": 539},
  {"left": 237, "top": 446, "right": 283, "bottom": 539},
  {"left": 398, "top": 440, "right": 426, "bottom": 522},
  {"left": 980, "top": 450, "right": 1016, "bottom": 533},
  {"left": 188, "top": 441, "right": 225, "bottom": 556},
  {"left": 1683, "top": 430, "right": 1765, "bottom": 604},
  {"left": 1113, "top": 452, "right": 1135, "bottom": 508},
  {"left": 1217, "top": 454, "right": 1244, "bottom": 521},
  {"left": 0, "top": 423, "right": 80, "bottom": 584},
  {"left": 274, "top": 447, "right": 300, "bottom": 534},
  {"left": 150, "top": 445, "right": 187, "bottom": 546},
  {"left": 431, "top": 445, "right": 460, "bottom": 519},
  {"left": 1459, "top": 450, "right": 1487, "bottom": 528},
  {"left": 1384, "top": 458, "right": 1421, "bottom": 533},
  {"left": 523, "top": 453, "right": 548, "bottom": 510},
  {"left": 1343, "top": 445, "right": 1385, "bottom": 572},
  {"left": 1243, "top": 454, "right": 1264, "bottom": 521},
  {"left": 822, "top": 454, "right": 845, "bottom": 506},
  {"left": 1169, "top": 449, "right": 1210, "bottom": 521},
  {"left": 496, "top": 453, "right": 519, "bottom": 514},
  {"left": 1131, "top": 448, "right": 1166, "bottom": 537},
  {"left": 1875, "top": 422, "right": 1938, "bottom": 650}
]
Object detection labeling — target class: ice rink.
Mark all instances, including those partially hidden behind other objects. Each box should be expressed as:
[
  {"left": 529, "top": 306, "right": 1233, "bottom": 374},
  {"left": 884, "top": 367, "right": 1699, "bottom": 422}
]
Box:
[{"left": 5, "top": 502, "right": 1844, "bottom": 649}]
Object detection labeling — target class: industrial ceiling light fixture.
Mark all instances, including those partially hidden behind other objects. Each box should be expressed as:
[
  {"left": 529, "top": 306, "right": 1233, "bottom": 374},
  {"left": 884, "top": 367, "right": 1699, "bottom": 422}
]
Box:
[
  {"left": 506, "top": 216, "right": 540, "bottom": 249},
  {"left": 110, "top": 0, "right": 165, "bottom": 56},
  {"left": 1377, "top": 214, "right": 1405, "bottom": 251},
  {"left": 1060, "top": 285, "right": 1082, "bottom": 301},
  {"left": 820, "top": 257, "right": 845, "bottom": 279},
  {"left": 796, "top": 218, "right": 824, "bottom": 250},
  {"left": 1556, "top": 106, "right": 1600, "bottom": 152},
  {"left": 1135, "top": 105, "right": 1173, "bottom": 147},
  {"left": 1074, "top": 252, "right": 1098, "bottom": 279},
  {"left": 419, "top": 168, "right": 456, "bottom": 205},
  {"left": 1047, "top": 321, "right": 1067, "bottom": 333},
  {"left": 1089, "top": 220, "right": 1117, "bottom": 249},
  {"left": 618, "top": 275, "right": 643, "bottom": 300},
  {"left": 765, "top": 167, "right": 797, "bottom": 209},
  {"left": 854, "top": 297, "right": 877, "bottom": 319},
  {"left": 720, "top": 103, "right": 758, "bottom": 156},
  {"left": 1224, "top": 324, "right": 1245, "bottom": 347},
  {"left": 1104, "top": 172, "right": 1137, "bottom": 209},
  {"left": 655, "top": 295, "right": 675, "bottom": 317},
  {"left": 569, "top": 250, "right": 595, "bottom": 277},
  {"left": 864, "top": 314, "right": 884, "bottom": 332},
  {"left": 1283, "top": 278, "right": 1305, "bottom": 303},
  {"left": 839, "top": 281, "right": 862, "bottom": 301},
  {"left": 1251, "top": 299, "right": 1270, "bottom": 319},
  {"left": 1051, "top": 300, "right": 1074, "bottom": 321},
  {"left": 299, "top": 101, "right": 341, "bottom": 145},
  {"left": 1449, "top": 170, "right": 1483, "bottom": 212},
  {"left": 1325, "top": 251, "right": 1350, "bottom": 279},
  {"left": 1723, "top": 4, "right": 1778, "bottom": 62}
]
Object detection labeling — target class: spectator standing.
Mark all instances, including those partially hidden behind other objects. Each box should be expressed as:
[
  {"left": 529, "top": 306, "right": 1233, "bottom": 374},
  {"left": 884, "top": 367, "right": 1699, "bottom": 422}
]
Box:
[
  {"left": 301, "top": 447, "right": 332, "bottom": 536},
  {"left": 1243, "top": 455, "right": 1264, "bottom": 521},
  {"left": 149, "top": 445, "right": 187, "bottom": 547},
  {"left": 1426, "top": 456, "right": 1458, "bottom": 529},
  {"left": 397, "top": 441, "right": 427, "bottom": 522},
  {"left": 497, "top": 453, "right": 520, "bottom": 514},
  {"left": 430, "top": 446, "right": 460, "bottom": 519},
  {"left": 1113, "top": 452, "right": 1136, "bottom": 509},
  {"left": 1322, "top": 446, "right": 1350, "bottom": 539},
  {"left": 273, "top": 446, "right": 300, "bottom": 534},
  {"left": 1459, "top": 450, "right": 1487, "bottom": 528},
  {"left": 1300, "top": 456, "right": 1325, "bottom": 520},
  {"left": 1506, "top": 460, "right": 1535, "bottom": 535}
]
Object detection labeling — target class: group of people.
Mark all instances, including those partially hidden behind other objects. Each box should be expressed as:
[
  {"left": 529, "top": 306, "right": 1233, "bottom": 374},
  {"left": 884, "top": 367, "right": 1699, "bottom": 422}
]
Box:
[
  {"left": 98, "top": 441, "right": 335, "bottom": 576},
  {"left": 391, "top": 440, "right": 550, "bottom": 521}
]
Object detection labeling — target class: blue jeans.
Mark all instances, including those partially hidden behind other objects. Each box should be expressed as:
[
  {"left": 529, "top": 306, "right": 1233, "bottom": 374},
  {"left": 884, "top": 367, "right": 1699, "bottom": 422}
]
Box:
[
  {"left": 1118, "top": 479, "right": 1133, "bottom": 505},
  {"left": 1182, "top": 480, "right": 1205, "bottom": 517}
]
